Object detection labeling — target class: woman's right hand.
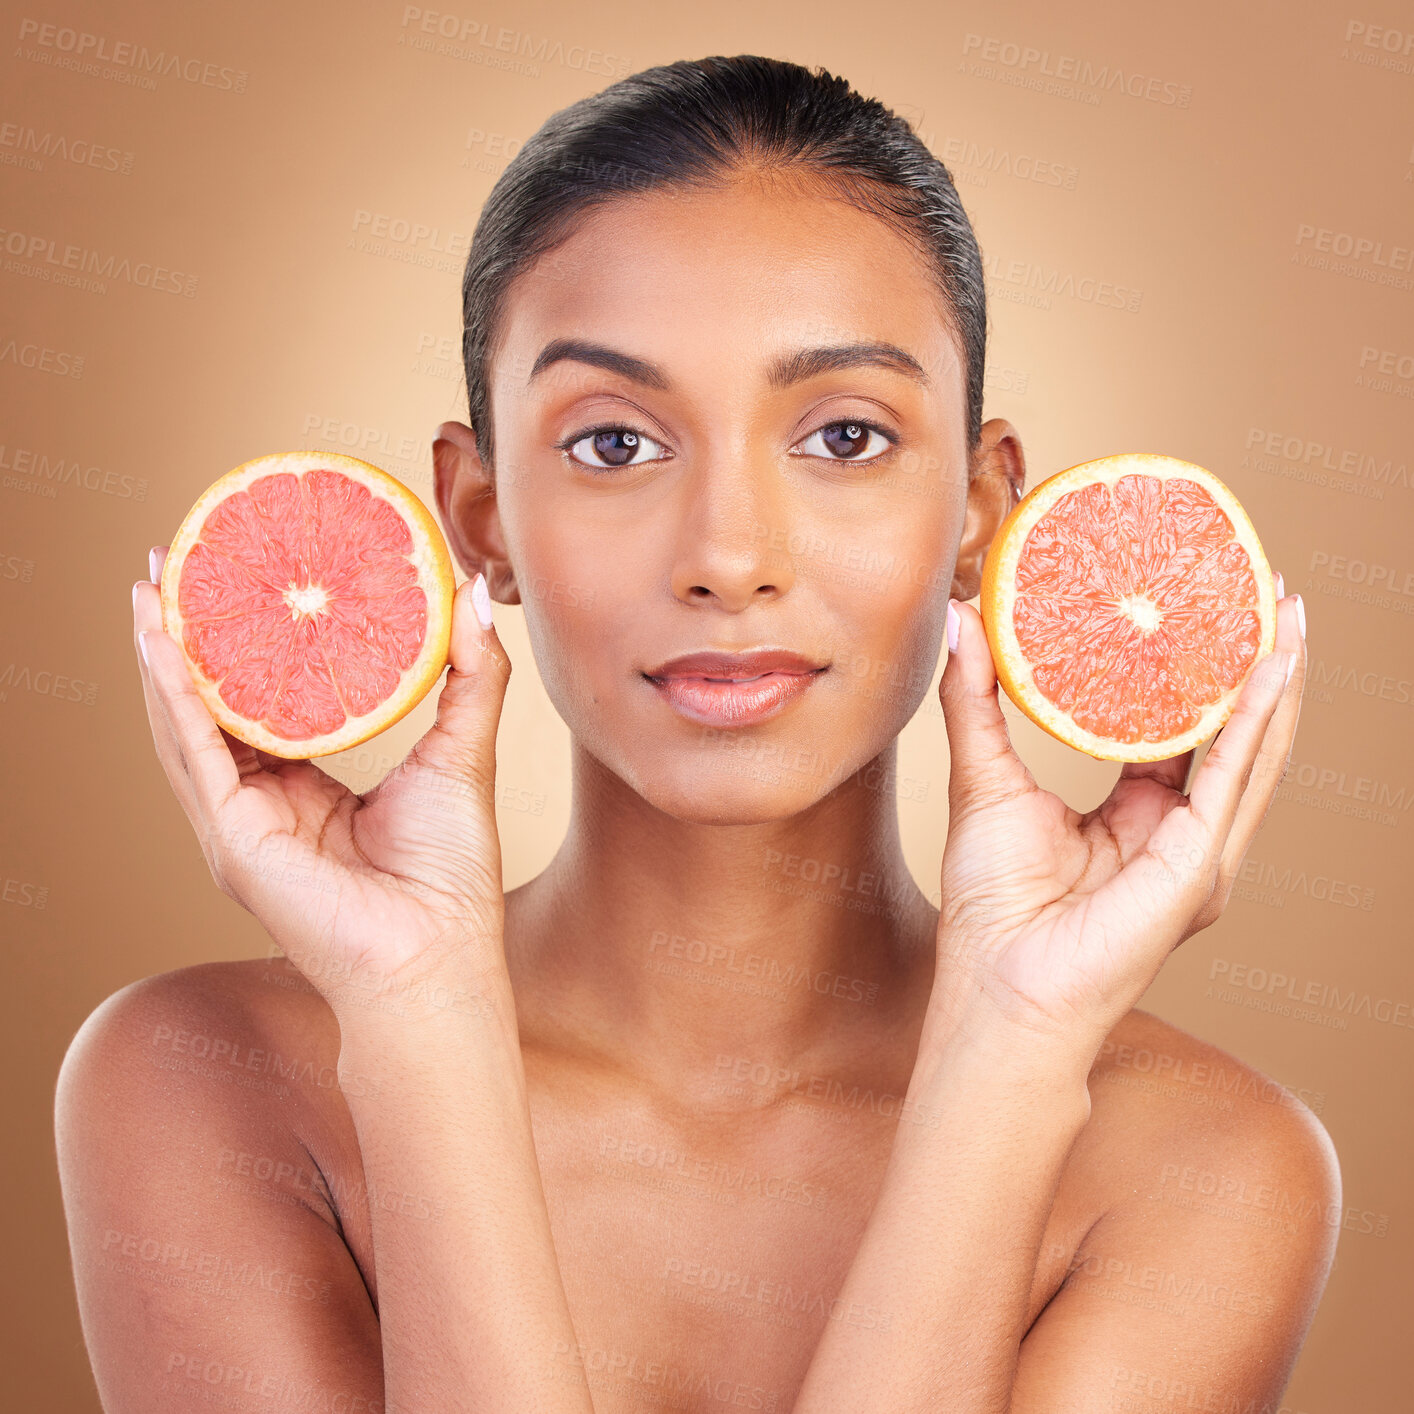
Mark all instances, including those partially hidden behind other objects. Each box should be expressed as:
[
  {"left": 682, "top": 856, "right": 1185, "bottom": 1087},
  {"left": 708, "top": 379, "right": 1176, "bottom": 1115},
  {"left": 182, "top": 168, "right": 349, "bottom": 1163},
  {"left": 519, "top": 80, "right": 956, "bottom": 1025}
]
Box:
[
  {"left": 928, "top": 582, "right": 1302, "bottom": 1057},
  {"left": 132, "top": 546, "right": 514, "bottom": 1012}
]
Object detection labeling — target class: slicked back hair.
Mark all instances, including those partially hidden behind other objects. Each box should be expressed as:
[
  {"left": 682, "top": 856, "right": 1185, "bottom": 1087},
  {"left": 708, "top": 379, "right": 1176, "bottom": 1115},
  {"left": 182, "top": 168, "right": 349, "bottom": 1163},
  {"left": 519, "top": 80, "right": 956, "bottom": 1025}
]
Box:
[{"left": 459, "top": 54, "right": 986, "bottom": 473}]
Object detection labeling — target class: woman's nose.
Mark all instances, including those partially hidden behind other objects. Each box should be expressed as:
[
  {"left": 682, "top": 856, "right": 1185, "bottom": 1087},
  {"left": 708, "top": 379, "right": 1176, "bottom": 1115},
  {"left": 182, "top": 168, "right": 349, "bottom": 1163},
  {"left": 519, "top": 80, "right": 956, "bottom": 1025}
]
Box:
[{"left": 667, "top": 458, "right": 797, "bottom": 611}]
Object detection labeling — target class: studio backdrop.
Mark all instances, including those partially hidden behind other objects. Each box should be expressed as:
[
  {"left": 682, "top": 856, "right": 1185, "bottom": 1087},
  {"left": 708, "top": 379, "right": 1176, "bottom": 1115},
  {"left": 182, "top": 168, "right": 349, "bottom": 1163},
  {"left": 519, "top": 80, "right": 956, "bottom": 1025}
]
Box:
[{"left": 3, "top": 1, "right": 1411, "bottom": 1410}]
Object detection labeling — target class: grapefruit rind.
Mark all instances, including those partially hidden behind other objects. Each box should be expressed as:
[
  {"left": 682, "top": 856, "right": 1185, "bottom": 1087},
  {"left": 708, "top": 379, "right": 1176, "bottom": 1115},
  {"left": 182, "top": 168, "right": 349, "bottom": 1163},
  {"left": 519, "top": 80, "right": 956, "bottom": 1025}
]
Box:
[
  {"left": 159, "top": 451, "right": 455, "bottom": 759},
  {"left": 979, "top": 453, "right": 1276, "bottom": 763}
]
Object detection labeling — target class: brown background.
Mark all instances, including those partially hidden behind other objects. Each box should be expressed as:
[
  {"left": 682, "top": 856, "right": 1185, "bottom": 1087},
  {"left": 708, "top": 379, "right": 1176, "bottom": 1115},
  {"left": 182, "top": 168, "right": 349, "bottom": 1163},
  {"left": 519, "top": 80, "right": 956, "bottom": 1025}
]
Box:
[{"left": 3, "top": 0, "right": 1411, "bottom": 1407}]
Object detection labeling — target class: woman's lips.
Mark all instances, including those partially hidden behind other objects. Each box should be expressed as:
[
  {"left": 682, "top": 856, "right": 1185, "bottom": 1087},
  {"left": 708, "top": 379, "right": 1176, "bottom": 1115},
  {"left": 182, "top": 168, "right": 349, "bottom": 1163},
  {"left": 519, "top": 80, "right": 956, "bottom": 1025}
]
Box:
[{"left": 646, "top": 668, "right": 827, "bottom": 727}]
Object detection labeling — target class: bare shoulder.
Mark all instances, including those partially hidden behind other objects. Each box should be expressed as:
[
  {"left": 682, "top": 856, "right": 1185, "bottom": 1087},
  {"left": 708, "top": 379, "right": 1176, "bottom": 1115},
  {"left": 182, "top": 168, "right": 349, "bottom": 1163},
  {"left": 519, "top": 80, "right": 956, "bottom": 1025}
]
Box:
[
  {"left": 1013, "top": 1010, "right": 1342, "bottom": 1403},
  {"left": 64, "top": 954, "right": 337, "bottom": 1038},
  {"left": 54, "top": 962, "right": 386, "bottom": 1407},
  {"left": 1086, "top": 1008, "right": 1339, "bottom": 1189},
  {"left": 1071, "top": 1005, "right": 1341, "bottom": 1284},
  {"left": 59, "top": 955, "right": 342, "bottom": 1103},
  {"left": 56, "top": 956, "right": 352, "bottom": 1209}
]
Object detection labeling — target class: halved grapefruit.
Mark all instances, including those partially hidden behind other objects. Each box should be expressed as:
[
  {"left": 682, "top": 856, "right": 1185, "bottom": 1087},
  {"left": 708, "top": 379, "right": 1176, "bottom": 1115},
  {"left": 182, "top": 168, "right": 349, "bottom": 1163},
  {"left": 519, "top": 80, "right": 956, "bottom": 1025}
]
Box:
[
  {"left": 979, "top": 453, "right": 1276, "bottom": 763},
  {"left": 159, "top": 451, "right": 455, "bottom": 759}
]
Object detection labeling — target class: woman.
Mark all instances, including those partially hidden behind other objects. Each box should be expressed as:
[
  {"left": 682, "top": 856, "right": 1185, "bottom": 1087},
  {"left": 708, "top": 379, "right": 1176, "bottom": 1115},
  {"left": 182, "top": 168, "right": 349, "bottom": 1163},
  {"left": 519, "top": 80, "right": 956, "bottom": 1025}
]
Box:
[{"left": 58, "top": 54, "right": 1332, "bottom": 1413}]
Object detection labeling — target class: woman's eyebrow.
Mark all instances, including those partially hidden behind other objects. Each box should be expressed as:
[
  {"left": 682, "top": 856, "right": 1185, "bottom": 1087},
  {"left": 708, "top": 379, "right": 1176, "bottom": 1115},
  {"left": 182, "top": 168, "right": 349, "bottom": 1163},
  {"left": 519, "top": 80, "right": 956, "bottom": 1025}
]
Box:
[
  {"left": 527, "top": 338, "right": 931, "bottom": 391},
  {"left": 529, "top": 338, "right": 669, "bottom": 390},
  {"left": 770, "top": 341, "right": 931, "bottom": 389}
]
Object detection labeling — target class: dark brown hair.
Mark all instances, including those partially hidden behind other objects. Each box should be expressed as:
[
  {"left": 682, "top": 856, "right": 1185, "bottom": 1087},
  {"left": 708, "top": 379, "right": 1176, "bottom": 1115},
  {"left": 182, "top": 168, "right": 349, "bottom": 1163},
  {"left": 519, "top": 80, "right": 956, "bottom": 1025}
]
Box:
[{"left": 459, "top": 53, "right": 987, "bottom": 470}]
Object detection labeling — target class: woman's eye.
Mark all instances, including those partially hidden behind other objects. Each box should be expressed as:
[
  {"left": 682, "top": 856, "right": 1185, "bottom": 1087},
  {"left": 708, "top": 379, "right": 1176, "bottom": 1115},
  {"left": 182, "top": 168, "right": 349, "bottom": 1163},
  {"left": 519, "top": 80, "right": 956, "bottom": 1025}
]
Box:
[
  {"left": 564, "top": 426, "right": 666, "bottom": 469},
  {"left": 795, "top": 420, "right": 893, "bottom": 462}
]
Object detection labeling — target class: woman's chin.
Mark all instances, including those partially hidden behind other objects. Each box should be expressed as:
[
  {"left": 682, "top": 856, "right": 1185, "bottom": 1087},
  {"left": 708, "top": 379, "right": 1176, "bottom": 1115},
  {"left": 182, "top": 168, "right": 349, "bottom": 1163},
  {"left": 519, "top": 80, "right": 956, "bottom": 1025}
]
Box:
[{"left": 630, "top": 758, "right": 831, "bottom": 827}]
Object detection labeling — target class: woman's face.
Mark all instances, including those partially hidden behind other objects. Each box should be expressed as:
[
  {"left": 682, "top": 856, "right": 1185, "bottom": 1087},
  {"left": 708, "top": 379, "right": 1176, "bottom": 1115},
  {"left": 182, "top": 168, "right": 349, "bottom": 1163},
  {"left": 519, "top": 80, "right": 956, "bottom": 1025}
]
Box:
[{"left": 437, "top": 172, "right": 1022, "bottom": 824}]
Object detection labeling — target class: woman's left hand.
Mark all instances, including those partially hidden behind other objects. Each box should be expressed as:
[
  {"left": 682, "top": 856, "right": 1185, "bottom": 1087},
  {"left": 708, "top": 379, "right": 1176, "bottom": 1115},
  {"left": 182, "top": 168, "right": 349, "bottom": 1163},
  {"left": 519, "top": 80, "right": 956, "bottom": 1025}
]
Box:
[{"left": 931, "top": 573, "right": 1304, "bottom": 1053}]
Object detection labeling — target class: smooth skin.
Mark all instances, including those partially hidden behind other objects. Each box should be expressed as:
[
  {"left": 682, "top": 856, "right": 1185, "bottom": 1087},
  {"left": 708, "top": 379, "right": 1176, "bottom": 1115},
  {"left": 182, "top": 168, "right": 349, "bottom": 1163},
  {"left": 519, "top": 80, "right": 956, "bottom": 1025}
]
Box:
[{"left": 58, "top": 170, "right": 1333, "bottom": 1414}]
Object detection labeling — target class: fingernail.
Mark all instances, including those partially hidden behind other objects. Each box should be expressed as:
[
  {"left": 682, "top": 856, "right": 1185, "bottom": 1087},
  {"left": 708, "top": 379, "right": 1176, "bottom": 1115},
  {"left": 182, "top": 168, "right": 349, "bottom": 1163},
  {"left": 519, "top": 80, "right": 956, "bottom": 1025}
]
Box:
[
  {"left": 1274, "top": 570, "right": 1284, "bottom": 598},
  {"left": 138, "top": 630, "right": 151, "bottom": 667},
  {"left": 1284, "top": 652, "right": 1297, "bottom": 687},
  {"left": 132, "top": 580, "right": 145, "bottom": 610},
  {"left": 148, "top": 548, "right": 162, "bottom": 582},
  {"left": 471, "top": 572, "right": 494, "bottom": 630},
  {"left": 1294, "top": 593, "right": 1305, "bottom": 640},
  {"left": 946, "top": 599, "right": 960, "bottom": 655}
]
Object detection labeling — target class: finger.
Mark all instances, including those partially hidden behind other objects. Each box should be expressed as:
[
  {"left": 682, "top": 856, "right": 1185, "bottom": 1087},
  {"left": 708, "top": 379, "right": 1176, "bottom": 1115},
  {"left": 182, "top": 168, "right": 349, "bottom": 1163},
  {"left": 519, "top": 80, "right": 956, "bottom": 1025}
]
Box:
[
  {"left": 1214, "top": 592, "right": 1305, "bottom": 875},
  {"left": 1175, "top": 606, "right": 1300, "bottom": 846},
  {"left": 220, "top": 724, "right": 279, "bottom": 781},
  {"left": 397, "top": 573, "right": 512, "bottom": 805},
  {"left": 938, "top": 597, "right": 1037, "bottom": 816},
  {"left": 139, "top": 627, "right": 244, "bottom": 820},
  {"left": 134, "top": 563, "right": 200, "bottom": 821},
  {"left": 135, "top": 555, "right": 242, "bottom": 822},
  {"left": 1118, "top": 747, "right": 1195, "bottom": 796}
]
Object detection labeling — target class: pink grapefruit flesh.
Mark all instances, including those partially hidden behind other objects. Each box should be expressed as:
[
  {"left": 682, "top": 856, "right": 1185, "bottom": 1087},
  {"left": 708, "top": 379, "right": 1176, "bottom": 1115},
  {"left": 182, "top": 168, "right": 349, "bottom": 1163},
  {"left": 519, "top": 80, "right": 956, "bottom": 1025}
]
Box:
[
  {"left": 979, "top": 454, "right": 1277, "bottom": 762},
  {"left": 159, "top": 452, "right": 455, "bottom": 758}
]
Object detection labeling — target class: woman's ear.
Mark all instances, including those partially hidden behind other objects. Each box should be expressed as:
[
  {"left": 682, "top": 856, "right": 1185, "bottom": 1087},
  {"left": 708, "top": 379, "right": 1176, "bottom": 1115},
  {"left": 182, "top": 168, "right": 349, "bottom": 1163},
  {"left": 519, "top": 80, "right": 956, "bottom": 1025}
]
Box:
[
  {"left": 432, "top": 421, "right": 521, "bottom": 605},
  {"left": 951, "top": 418, "right": 1026, "bottom": 601}
]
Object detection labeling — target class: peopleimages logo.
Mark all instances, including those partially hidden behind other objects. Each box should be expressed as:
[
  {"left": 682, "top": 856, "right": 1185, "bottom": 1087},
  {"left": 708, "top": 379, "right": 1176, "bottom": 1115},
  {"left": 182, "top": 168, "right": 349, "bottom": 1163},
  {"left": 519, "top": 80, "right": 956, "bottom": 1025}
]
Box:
[
  {"left": 0, "top": 663, "right": 99, "bottom": 706},
  {"left": 1210, "top": 960, "right": 1414, "bottom": 1031},
  {"left": 14, "top": 19, "right": 248, "bottom": 92},
  {"left": 1274, "top": 755, "right": 1407, "bottom": 832},
  {"left": 960, "top": 33, "right": 1192, "bottom": 106},
  {"left": 1304, "top": 657, "right": 1412, "bottom": 707},
  {"left": 1242, "top": 426, "right": 1409, "bottom": 502},
  {"left": 0, "top": 121, "right": 134, "bottom": 175},
  {"left": 0, "top": 227, "right": 198, "bottom": 297},
  {"left": 0, "top": 443, "right": 149, "bottom": 501},
  {"left": 1292, "top": 222, "right": 1414, "bottom": 292},
  {"left": 980, "top": 249, "right": 1143, "bottom": 313},
  {"left": 0, "top": 339, "right": 84, "bottom": 378},
  {"left": 929, "top": 133, "right": 1080, "bottom": 191},
  {"left": 397, "top": 8, "right": 630, "bottom": 78}
]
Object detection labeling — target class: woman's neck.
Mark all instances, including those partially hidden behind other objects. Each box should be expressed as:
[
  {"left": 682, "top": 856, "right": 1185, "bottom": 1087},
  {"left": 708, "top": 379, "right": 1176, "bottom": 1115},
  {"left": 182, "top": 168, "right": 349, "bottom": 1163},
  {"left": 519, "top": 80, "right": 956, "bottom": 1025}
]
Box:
[{"left": 503, "top": 740, "right": 940, "bottom": 1097}]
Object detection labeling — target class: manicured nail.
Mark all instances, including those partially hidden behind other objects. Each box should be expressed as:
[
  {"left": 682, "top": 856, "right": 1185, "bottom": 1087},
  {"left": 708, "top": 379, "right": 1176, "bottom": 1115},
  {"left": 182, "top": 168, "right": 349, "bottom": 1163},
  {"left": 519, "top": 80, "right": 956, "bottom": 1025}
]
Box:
[
  {"left": 471, "top": 572, "right": 494, "bottom": 630},
  {"left": 946, "top": 599, "right": 960, "bottom": 655},
  {"left": 138, "top": 631, "right": 151, "bottom": 667},
  {"left": 132, "top": 580, "right": 145, "bottom": 610},
  {"left": 148, "top": 547, "right": 162, "bottom": 582},
  {"left": 1294, "top": 593, "right": 1305, "bottom": 640},
  {"left": 1284, "top": 652, "right": 1297, "bottom": 686},
  {"left": 1274, "top": 570, "right": 1284, "bottom": 598}
]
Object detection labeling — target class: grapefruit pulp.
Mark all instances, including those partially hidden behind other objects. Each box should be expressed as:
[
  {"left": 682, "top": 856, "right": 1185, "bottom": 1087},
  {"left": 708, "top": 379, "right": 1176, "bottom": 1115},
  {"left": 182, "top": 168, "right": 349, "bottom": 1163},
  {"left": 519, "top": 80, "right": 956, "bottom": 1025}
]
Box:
[
  {"left": 978, "top": 453, "right": 1276, "bottom": 763},
  {"left": 159, "top": 451, "right": 455, "bottom": 759}
]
